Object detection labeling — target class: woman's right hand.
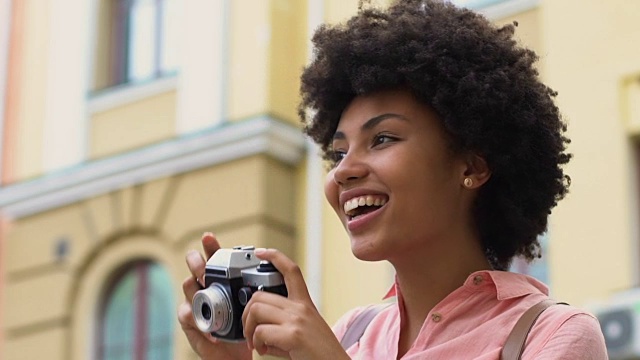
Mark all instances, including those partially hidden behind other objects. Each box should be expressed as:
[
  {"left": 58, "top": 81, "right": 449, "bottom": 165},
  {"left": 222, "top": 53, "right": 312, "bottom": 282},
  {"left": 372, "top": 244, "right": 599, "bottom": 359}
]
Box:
[{"left": 177, "top": 233, "right": 252, "bottom": 360}]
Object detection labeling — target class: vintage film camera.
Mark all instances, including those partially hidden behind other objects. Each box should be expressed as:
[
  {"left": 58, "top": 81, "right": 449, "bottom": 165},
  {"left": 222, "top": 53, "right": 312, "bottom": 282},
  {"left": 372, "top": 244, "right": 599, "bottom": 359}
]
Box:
[{"left": 192, "top": 246, "right": 288, "bottom": 342}]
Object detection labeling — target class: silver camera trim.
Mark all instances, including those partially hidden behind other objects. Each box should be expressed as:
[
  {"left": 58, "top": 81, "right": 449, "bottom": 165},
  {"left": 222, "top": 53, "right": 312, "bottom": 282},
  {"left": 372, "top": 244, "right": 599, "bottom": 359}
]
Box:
[
  {"left": 205, "top": 246, "right": 260, "bottom": 278},
  {"left": 192, "top": 283, "right": 233, "bottom": 335}
]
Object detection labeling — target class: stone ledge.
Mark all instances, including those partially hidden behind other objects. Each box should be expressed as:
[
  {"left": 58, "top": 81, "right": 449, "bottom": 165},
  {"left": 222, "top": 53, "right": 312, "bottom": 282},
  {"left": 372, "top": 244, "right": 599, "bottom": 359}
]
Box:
[{"left": 0, "top": 116, "right": 306, "bottom": 219}]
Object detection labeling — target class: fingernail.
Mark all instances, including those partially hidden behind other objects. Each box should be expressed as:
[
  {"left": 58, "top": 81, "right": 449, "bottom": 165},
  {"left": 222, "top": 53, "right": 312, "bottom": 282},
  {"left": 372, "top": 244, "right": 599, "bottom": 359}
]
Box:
[
  {"left": 202, "top": 232, "right": 213, "bottom": 238},
  {"left": 254, "top": 248, "right": 267, "bottom": 255}
]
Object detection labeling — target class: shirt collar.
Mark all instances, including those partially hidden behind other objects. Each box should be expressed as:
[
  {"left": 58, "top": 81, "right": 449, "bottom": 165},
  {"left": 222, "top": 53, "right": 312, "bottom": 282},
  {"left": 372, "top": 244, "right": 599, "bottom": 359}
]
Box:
[
  {"left": 481, "top": 270, "right": 549, "bottom": 300},
  {"left": 382, "top": 270, "right": 549, "bottom": 301},
  {"left": 383, "top": 282, "right": 398, "bottom": 300}
]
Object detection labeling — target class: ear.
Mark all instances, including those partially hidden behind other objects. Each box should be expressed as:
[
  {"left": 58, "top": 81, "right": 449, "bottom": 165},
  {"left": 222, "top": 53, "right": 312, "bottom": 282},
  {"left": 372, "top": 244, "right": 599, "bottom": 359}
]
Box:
[{"left": 461, "top": 154, "right": 491, "bottom": 189}]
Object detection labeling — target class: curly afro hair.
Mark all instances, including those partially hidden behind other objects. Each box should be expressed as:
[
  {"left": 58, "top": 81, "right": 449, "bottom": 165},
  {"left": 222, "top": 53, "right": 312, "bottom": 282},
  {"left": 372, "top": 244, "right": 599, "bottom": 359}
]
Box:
[{"left": 299, "top": 0, "right": 571, "bottom": 271}]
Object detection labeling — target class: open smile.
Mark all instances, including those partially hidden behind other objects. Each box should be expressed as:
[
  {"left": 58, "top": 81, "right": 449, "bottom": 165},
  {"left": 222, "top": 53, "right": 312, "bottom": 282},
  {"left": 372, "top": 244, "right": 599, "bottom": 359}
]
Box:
[
  {"left": 344, "top": 195, "right": 388, "bottom": 220},
  {"left": 342, "top": 195, "right": 389, "bottom": 232}
]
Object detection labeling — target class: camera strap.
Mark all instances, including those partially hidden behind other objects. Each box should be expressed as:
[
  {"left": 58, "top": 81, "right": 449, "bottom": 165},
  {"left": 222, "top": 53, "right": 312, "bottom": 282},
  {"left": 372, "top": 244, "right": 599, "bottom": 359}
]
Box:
[{"left": 340, "top": 299, "right": 568, "bottom": 359}]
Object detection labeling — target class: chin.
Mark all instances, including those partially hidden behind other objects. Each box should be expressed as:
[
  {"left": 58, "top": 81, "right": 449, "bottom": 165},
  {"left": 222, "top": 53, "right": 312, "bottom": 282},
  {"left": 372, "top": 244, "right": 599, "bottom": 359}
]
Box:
[{"left": 350, "top": 240, "right": 387, "bottom": 262}]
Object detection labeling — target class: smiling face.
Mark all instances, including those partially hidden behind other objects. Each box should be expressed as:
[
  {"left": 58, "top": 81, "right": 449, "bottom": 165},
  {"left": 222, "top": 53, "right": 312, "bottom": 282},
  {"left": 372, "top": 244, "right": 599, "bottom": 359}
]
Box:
[{"left": 324, "top": 89, "right": 472, "bottom": 263}]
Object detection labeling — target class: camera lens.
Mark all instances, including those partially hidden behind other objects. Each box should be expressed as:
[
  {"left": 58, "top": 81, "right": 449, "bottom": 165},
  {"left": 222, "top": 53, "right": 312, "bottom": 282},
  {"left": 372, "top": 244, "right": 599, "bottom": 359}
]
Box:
[
  {"left": 201, "top": 303, "right": 212, "bottom": 320},
  {"left": 192, "top": 283, "right": 233, "bottom": 335}
]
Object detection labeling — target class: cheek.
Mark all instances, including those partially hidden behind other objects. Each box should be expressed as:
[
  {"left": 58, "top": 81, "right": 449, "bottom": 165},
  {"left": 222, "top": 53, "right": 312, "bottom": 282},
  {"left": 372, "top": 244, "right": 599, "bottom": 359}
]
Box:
[{"left": 324, "top": 170, "right": 340, "bottom": 214}]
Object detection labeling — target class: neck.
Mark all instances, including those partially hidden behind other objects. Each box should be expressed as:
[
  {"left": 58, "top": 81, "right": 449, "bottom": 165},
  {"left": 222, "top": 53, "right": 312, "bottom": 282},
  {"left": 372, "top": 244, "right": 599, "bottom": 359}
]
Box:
[
  {"left": 393, "top": 246, "right": 490, "bottom": 317},
  {"left": 389, "top": 232, "right": 491, "bottom": 356}
]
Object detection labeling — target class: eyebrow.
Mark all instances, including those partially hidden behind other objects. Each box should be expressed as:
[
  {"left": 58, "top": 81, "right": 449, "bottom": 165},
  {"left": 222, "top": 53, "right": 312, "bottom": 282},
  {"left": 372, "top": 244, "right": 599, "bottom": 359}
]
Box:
[{"left": 332, "top": 113, "right": 408, "bottom": 140}]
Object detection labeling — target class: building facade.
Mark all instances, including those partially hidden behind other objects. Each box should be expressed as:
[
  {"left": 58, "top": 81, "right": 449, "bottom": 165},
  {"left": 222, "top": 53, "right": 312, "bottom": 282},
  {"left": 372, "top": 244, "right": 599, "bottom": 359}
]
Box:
[{"left": 1, "top": 0, "right": 639, "bottom": 359}]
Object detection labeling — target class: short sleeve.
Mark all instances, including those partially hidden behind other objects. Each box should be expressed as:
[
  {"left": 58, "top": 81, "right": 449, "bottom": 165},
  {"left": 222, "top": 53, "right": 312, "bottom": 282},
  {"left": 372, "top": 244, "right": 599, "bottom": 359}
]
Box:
[{"left": 527, "top": 312, "right": 608, "bottom": 359}]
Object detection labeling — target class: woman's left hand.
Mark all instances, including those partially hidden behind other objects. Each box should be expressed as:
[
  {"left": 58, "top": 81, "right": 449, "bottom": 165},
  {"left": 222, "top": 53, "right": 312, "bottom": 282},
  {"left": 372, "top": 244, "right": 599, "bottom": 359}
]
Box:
[{"left": 241, "top": 248, "right": 350, "bottom": 360}]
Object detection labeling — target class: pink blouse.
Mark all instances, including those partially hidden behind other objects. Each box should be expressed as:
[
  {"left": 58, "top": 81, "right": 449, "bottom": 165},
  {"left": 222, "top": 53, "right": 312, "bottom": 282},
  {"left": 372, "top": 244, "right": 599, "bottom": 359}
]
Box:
[{"left": 333, "top": 271, "right": 608, "bottom": 359}]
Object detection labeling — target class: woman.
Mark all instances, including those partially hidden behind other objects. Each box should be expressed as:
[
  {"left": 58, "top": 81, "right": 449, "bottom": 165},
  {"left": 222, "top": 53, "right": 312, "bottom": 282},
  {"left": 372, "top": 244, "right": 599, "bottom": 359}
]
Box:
[{"left": 178, "top": 0, "right": 607, "bottom": 358}]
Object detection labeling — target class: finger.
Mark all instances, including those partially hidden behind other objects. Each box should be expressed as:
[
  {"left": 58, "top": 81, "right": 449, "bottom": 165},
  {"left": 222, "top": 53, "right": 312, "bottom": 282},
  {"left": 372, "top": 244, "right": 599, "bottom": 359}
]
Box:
[
  {"left": 182, "top": 275, "right": 202, "bottom": 301},
  {"left": 254, "top": 248, "right": 311, "bottom": 301},
  {"left": 201, "top": 232, "right": 221, "bottom": 259},
  {"left": 177, "top": 301, "right": 195, "bottom": 328},
  {"left": 243, "top": 301, "right": 288, "bottom": 350},
  {"left": 177, "top": 302, "right": 222, "bottom": 345},
  {"left": 244, "top": 290, "right": 292, "bottom": 310},
  {"left": 262, "top": 346, "right": 290, "bottom": 358},
  {"left": 253, "top": 324, "right": 296, "bottom": 356},
  {"left": 185, "top": 250, "right": 206, "bottom": 286}
]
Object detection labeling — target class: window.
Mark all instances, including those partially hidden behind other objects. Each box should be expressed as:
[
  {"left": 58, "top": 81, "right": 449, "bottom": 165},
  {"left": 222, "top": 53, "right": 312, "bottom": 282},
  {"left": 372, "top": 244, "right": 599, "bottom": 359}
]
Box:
[
  {"left": 98, "top": 261, "right": 175, "bottom": 360},
  {"left": 99, "top": 0, "right": 179, "bottom": 89}
]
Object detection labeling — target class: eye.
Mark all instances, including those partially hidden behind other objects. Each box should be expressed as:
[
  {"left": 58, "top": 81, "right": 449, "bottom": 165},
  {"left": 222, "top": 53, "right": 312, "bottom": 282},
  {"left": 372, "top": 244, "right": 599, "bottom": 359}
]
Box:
[
  {"left": 373, "top": 134, "right": 397, "bottom": 146},
  {"left": 328, "top": 149, "right": 346, "bottom": 165}
]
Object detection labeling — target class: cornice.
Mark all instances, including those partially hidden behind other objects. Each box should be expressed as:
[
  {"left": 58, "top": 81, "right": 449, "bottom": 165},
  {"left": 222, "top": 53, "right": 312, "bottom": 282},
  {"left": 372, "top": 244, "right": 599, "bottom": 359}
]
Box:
[{"left": 0, "top": 116, "right": 306, "bottom": 219}]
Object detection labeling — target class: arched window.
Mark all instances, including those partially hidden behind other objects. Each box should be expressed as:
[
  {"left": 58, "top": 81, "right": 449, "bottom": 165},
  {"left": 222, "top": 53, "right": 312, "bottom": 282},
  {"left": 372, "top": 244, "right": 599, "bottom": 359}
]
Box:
[{"left": 98, "top": 261, "right": 175, "bottom": 360}]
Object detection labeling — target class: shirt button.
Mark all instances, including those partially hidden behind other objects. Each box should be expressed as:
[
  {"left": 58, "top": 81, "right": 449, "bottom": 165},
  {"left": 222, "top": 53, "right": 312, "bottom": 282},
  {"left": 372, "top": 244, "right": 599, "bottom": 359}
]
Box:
[
  {"left": 473, "top": 275, "right": 483, "bottom": 285},
  {"left": 431, "top": 313, "right": 442, "bottom": 323}
]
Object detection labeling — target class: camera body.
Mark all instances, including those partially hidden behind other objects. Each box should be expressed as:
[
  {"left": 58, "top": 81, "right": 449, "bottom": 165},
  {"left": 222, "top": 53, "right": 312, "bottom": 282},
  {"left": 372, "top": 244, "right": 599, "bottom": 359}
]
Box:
[{"left": 192, "top": 246, "right": 288, "bottom": 342}]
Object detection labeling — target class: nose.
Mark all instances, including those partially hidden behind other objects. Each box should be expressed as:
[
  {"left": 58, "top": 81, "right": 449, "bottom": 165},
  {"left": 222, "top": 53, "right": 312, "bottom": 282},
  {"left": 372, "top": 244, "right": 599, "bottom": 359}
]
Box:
[{"left": 333, "top": 151, "right": 369, "bottom": 186}]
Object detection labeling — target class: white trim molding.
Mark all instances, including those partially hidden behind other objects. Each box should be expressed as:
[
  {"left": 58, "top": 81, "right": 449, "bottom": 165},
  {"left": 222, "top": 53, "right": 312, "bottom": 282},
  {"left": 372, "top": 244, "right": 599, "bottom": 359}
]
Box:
[
  {"left": 477, "top": 0, "right": 540, "bottom": 20},
  {"left": 0, "top": 116, "right": 306, "bottom": 219},
  {"left": 43, "top": 0, "right": 89, "bottom": 172},
  {"left": 88, "top": 75, "right": 178, "bottom": 114}
]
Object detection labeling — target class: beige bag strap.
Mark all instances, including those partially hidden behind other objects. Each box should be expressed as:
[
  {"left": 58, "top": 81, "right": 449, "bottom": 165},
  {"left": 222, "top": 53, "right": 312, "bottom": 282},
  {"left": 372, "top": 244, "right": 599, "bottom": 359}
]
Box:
[
  {"left": 342, "top": 299, "right": 566, "bottom": 357},
  {"left": 500, "top": 299, "right": 567, "bottom": 360},
  {"left": 340, "top": 303, "right": 392, "bottom": 350}
]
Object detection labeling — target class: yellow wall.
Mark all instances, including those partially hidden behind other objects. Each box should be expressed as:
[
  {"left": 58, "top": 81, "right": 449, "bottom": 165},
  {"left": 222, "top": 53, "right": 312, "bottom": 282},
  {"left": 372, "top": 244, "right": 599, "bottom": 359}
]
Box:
[
  {"left": 540, "top": 0, "right": 640, "bottom": 305},
  {"left": 2, "top": 155, "right": 299, "bottom": 359},
  {"left": 494, "top": 8, "right": 542, "bottom": 65},
  {"left": 227, "top": 0, "right": 270, "bottom": 120},
  {"left": 489, "top": 1, "right": 640, "bottom": 306},
  {"left": 268, "top": 0, "right": 308, "bottom": 123},
  {"left": 227, "top": 0, "right": 308, "bottom": 124},
  {"left": 89, "top": 91, "right": 177, "bottom": 158},
  {"left": 325, "top": 0, "right": 359, "bottom": 24}
]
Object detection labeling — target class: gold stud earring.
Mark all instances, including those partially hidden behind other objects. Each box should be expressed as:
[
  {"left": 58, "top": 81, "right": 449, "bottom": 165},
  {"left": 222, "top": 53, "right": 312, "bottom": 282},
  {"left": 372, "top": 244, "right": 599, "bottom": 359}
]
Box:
[{"left": 463, "top": 178, "right": 473, "bottom": 188}]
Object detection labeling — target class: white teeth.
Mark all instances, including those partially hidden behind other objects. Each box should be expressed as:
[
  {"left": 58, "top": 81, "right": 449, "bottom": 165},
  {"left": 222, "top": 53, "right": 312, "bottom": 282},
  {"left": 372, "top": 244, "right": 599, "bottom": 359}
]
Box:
[
  {"left": 343, "top": 195, "right": 388, "bottom": 215},
  {"left": 344, "top": 199, "right": 357, "bottom": 213}
]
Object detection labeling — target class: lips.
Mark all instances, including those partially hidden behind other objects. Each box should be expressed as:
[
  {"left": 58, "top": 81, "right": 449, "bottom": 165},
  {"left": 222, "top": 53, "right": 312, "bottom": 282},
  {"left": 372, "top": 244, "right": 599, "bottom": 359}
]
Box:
[
  {"left": 345, "top": 200, "right": 387, "bottom": 232},
  {"left": 339, "top": 189, "right": 389, "bottom": 231}
]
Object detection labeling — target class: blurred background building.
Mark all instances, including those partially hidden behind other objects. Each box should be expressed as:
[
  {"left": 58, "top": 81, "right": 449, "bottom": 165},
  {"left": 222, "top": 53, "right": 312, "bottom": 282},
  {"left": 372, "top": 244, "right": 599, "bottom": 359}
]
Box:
[{"left": 0, "top": 0, "right": 638, "bottom": 359}]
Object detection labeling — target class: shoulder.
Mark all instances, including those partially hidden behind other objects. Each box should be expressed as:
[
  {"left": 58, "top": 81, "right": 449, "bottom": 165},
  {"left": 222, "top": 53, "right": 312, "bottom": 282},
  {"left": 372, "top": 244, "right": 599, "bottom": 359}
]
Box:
[
  {"left": 331, "top": 303, "right": 392, "bottom": 340},
  {"left": 522, "top": 303, "right": 608, "bottom": 359},
  {"left": 331, "top": 305, "right": 373, "bottom": 339}
]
